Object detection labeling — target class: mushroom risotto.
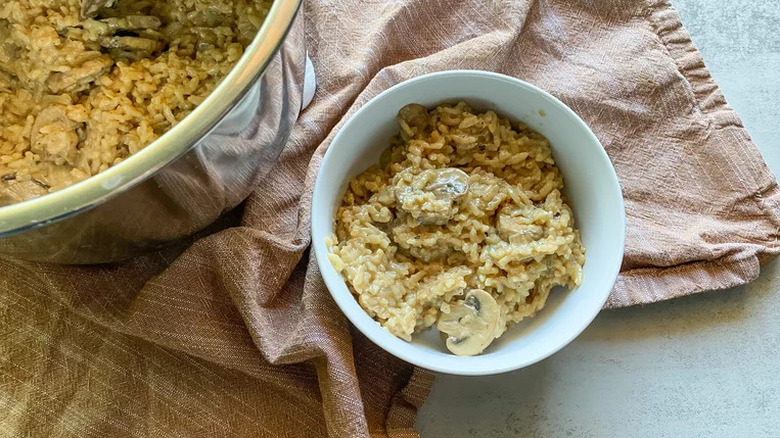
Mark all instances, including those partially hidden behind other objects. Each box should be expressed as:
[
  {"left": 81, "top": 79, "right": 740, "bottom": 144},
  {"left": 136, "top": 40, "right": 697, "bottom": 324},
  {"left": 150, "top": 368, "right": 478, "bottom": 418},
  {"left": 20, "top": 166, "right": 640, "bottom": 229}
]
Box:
[
  {"left": 327, "top": 102, "right": 585, "bottom": 356},
  {"left": 0, "top": 0, "right": 272, "bottom": 205}
]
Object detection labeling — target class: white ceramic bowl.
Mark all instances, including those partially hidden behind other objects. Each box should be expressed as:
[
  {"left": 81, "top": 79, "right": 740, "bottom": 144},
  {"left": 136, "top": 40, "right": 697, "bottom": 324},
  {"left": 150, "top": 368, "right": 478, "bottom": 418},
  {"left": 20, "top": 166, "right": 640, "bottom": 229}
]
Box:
[{"left": 312, "top": 70, "right": 625, "bottom": 375}]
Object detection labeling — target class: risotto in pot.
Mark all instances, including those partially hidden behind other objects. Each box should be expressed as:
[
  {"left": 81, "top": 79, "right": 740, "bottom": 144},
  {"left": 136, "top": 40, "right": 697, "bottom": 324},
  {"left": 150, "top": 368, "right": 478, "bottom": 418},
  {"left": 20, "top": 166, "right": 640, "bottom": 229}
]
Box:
[
  {"left": 327, "top": 102, "right": 586, "bottom": 356},
  {"left": 0, "top": 0, "right": 272, "bottom": 205}
]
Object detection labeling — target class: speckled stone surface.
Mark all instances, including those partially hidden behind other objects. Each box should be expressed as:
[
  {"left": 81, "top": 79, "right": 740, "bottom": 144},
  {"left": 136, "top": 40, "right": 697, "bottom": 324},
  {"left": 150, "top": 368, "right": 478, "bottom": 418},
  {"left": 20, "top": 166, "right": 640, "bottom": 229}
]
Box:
[{"left": 416, "top": 1, "right": 780, "bottom": 436}]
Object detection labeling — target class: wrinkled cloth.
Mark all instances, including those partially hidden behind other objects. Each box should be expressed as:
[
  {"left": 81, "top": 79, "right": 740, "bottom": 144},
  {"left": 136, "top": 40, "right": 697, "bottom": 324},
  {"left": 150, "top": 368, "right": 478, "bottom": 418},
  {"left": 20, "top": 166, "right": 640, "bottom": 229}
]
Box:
[{"left": 1, "top": 0, "right": 779, "bottom": 437}]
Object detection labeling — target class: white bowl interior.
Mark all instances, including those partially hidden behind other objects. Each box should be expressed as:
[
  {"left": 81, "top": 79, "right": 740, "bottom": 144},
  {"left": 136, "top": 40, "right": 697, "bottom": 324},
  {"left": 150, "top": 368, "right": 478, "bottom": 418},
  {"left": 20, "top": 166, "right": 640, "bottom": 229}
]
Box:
[{"left": 312, "top": 71, "right": 625, "bottom": 375}]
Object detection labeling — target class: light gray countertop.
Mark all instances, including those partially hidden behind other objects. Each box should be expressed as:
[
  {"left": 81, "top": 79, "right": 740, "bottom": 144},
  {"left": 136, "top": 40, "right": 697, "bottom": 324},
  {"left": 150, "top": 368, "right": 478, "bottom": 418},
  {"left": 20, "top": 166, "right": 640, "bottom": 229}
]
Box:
[{"left": 416, "top": 1, "right": 780, "bottom": 436}]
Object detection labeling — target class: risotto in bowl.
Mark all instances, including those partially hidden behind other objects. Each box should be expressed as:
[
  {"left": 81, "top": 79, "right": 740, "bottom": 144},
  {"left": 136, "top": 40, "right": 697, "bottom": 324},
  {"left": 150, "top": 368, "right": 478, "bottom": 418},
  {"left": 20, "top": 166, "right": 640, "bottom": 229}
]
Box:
[{"left": 312, "top": 70, "right": 624, "bottom": 375}]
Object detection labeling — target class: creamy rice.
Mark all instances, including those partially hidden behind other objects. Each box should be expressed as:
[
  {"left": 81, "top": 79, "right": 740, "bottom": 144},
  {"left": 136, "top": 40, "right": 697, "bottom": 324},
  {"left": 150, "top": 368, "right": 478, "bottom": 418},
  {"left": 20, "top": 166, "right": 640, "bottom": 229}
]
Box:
[
  {"left": 0, "top": 0, "right": 272, "bottom": 205},
  {"left": 327, "top": 102, "right": 585, "bottom": 356}
]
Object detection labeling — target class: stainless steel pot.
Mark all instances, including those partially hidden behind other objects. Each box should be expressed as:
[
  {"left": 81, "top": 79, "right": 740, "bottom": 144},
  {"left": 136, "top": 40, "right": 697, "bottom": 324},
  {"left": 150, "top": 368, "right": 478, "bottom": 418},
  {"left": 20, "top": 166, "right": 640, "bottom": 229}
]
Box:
[{"left": 0, "top": 0, "right": 305, "bottom": 264}]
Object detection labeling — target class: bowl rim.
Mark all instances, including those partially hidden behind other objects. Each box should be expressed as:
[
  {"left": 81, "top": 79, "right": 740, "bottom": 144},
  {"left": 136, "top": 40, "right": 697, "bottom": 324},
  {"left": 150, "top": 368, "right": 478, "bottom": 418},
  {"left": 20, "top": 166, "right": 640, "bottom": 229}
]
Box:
[
  {"left": 0, "top": 0, "right": 303, "bottom": 236},
  {"left": 312, "top": 70, "right": 625, "bottom": 376}
]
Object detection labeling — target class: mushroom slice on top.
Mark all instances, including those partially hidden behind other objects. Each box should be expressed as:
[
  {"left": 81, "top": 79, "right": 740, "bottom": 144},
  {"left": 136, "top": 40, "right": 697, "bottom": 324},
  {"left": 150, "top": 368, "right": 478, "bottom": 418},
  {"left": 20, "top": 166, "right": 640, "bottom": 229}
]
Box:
[
  {"left": 98, "top": 15, "right": 163, "bottom": 34},
  {"left": 30, "top": 105, "right": 82, "bottom": 166},
  {"left": 436, "top": 289, "right": 501, "bottom": 356},
  {"left": 0, "top": 180, "right": 50, "bottom": 206},
  {"left": 397, "top": 103, "right": 429, "bottom": 139},
  {"left": 396, "top": 167, "right": 470, "bottom": 225},
  {"left": 98, "top": 35, "right": 164, "bottom": 53},
  {"left": 422, "top": 168, "right": 469, "bottom": 201},
  {"left": 46, "top": 54, "right": 114, "bottom": 94}
]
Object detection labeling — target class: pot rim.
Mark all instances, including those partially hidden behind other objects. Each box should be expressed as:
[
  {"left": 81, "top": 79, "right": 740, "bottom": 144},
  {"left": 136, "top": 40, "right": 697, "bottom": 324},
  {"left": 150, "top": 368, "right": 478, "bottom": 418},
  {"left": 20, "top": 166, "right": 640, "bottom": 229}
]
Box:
[{"left": 0, "top": 0, "right": 303, "bottom": 236}]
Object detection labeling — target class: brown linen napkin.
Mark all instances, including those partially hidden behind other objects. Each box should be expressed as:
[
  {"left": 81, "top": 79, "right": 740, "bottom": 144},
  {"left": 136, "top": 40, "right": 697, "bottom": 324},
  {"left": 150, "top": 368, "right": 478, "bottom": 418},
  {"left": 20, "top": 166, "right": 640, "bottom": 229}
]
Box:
[{"left": 1, "top": 0, "right": 778, "bottom": 437}]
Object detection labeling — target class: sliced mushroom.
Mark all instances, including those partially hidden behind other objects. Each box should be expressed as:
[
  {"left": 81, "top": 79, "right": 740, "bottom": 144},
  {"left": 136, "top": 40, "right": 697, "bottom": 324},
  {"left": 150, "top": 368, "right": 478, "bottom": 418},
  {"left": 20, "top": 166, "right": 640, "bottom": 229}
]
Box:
[
  {"left": 46, "top": 54, "right": 114, "bottom": 94},
  {"left": 30, "top": 105, "right": 81, "bottom": 166},
  {"left": 98, "top": 35, "right": 163, "bottom": 53},
  {"left": 80, "top": 0, "right": 117, "bottom": 20},
  {"left": 0, "top": 180, "right": 50, "bottom": 206},
  {"left": 79, "top": 15, "right": 163, "bottom": 41},
  {"left": 436, "top": 289, "right": 501, "bottom": 356},
  {"left": 396, "top": 168, "right": 470, "bottom": 225},
  {"left": 398, "top": 103, "right": 429, "bottom": 131},
  {"left": 397, "top": 103, "right": 429, "bottom": 141},
  {"left": 422, "top": 168, "right": 469, "bottom": 200},
  {"left": 31, "top": 178, "right": 50, "bottom": 189},
  {"left": 136, "top": 29, "right": 165, "bottom": 41},
  {"left": 99, "top": 15, "right": 162, "bottom": 33},
  {"left": 496, "top": 204, "right": 545, "bottom": 244},
  {"left": 407, "top": 244, "right": 453, "bottom": 263},
  {"left": 99, "top": 35, "right": 165, "bottom": 62}
]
